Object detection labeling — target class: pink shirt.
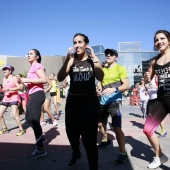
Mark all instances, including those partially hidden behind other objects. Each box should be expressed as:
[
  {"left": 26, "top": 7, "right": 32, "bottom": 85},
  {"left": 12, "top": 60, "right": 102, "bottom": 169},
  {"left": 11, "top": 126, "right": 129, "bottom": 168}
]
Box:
[
  {"left": 27, "top": 63, "right": 44, "bottom": 95},
  {"left": 3, "top": 76, "right": 18, "bottom": 102}
]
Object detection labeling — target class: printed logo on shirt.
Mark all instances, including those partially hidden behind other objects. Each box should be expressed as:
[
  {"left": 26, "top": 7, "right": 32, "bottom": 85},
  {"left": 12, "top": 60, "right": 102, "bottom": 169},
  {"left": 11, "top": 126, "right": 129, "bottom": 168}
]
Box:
[
  {"left": 155, "top": 67, "right": 170, "bottom": 90},
  {"left": 72, "top": 65, "right": 93, "bottom": 82}
]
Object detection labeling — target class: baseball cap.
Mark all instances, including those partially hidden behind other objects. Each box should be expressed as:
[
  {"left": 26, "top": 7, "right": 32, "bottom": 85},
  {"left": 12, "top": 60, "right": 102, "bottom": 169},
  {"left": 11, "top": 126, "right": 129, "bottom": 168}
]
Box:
[
  {"left": 105, "top": 49, "right": 118, "bottom": 57},
  {"left": 2, "top": 65, "right": 13, "bottom": 71}
]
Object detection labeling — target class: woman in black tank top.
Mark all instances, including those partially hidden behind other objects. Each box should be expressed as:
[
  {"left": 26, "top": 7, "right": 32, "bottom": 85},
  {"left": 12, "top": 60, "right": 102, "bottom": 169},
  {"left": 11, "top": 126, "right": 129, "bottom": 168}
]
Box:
[
  {"left": 57, "top": 33, "right": 104, "bottom": 170},
  {"left": 144, "top": 30, "right": 170, "bottom": 169}
]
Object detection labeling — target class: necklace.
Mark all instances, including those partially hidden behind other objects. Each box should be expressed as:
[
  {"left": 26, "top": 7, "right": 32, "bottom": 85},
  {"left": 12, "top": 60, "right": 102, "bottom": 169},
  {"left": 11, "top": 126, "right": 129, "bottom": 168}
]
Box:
[
  {"left": 5, "top": 75, "right": 12, "bottom": 83},
  {"left": 6, "top": 78, "right": 10, "bottom": 83}
]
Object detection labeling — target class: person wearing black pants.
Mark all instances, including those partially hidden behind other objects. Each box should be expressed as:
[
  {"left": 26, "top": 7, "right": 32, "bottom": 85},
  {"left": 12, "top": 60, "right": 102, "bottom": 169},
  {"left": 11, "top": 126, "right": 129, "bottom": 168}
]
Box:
[
  {"left": 20, "top": 49, "right": 47, "bottom": 159},
  {"left": 26, "top": 91, "right": 45, "bottom": 150},
  {"left": 57, "top": 33, "right": 104, "bottom": 170},
  {"left": 66, "top": 94, "right": 100, "bottom": 169}
]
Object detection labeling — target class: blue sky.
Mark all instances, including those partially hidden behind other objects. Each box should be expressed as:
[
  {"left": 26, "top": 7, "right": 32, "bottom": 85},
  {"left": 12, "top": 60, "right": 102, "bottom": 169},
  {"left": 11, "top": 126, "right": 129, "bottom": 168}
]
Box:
[{"left": 0, "top": 0, "right": 170, "bottom": 56}]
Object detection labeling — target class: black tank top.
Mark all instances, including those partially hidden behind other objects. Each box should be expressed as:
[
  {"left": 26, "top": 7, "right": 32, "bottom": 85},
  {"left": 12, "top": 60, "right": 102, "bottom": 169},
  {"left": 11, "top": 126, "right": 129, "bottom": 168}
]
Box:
[
  {"left": 68, "top": 58, "right": 96, "bottom": 95},
  {"left": 154, "top": 54, "right": 170, "bottom": 98}
]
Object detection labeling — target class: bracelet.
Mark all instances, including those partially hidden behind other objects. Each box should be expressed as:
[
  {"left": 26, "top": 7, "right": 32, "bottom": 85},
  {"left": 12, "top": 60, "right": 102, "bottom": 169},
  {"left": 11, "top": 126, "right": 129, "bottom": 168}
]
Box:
[{"left": 93, "top": 58, "right": 99, "bottom": 63}]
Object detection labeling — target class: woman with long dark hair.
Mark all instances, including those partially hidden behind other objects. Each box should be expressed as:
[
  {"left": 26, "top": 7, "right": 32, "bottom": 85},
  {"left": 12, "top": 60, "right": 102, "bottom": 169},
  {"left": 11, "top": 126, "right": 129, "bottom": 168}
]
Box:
[
  {"left": 20, "top": 49, "right": 47, "bottom": 159},
  {"left": 57, "top": 33, "right": 104, "bottom": 170},
  {"left": 144, "top": 30, "right": 170, "bottom": 169}
]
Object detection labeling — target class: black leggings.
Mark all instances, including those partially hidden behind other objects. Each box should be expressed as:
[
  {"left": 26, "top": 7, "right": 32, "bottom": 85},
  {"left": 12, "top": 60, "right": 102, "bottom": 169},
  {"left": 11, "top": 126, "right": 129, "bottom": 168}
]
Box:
[
  {"left": 26, "top": 91, "right": 45, "bottom": 149},
  {"left": 65, "top": 94, "right": 100, "bottom": 170}
]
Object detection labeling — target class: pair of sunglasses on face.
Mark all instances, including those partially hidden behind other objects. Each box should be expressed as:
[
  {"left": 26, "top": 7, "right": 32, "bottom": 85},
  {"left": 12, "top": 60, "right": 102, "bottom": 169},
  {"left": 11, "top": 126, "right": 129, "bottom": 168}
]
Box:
[{"left": 105, "top": 53, "right": 116, "bottom": 57}]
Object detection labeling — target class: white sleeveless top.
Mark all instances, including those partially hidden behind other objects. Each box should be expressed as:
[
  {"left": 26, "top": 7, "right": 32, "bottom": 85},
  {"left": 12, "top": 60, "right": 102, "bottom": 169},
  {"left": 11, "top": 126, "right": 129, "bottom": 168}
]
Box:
[
  {"left": 147, "top": 75, "right": 157, "bottom": 100},
  {"left": 139, "top": 85, "right": 149, "bottom": 101}
]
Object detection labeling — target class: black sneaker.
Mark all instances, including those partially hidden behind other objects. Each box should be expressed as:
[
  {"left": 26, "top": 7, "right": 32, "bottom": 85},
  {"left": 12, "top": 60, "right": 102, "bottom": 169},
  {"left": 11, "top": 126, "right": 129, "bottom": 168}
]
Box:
[
  {"left": 67, "top": 155, "right": 82, "bottom": 168},
  {"left": 98, "top": 139, "right": 111, "bottom": 148},
  {"left": 114, "top": 153, "right": 127, "bottom": 165},
  {"left": 29, "top": 149, "right": 47, "bottom": 159}
]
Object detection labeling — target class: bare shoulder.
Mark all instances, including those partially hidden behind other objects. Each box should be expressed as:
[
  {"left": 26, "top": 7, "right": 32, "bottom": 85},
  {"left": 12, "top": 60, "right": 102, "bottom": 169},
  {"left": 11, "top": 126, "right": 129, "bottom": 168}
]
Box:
[{"left": 12, "top": 75, "right": 19, "bottom": 84}]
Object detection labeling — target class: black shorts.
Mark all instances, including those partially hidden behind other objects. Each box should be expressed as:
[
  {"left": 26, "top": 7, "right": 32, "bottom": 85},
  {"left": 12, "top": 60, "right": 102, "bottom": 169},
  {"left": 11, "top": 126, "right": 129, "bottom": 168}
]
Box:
[
  {"left": 146, "top": 98, "right": 157, "bottom": 116},
  {"left": 0, "top": 101, "right": 18, "bottom": 107},
  {"left": 60, "top": 94, "right": 65, "bottom": 98},
  {"left": 50, "top": 92, "right": 56, "bottom": 97},
  {"left": 99, "top": 102, "right": 122, "bottom": 130}
]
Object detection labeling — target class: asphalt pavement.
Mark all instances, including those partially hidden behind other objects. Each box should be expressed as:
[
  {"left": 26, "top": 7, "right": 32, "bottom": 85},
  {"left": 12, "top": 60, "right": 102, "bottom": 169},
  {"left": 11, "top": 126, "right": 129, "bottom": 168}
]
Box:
[{"left": 0, "top": 99, "right": 170, "bottom": 170}]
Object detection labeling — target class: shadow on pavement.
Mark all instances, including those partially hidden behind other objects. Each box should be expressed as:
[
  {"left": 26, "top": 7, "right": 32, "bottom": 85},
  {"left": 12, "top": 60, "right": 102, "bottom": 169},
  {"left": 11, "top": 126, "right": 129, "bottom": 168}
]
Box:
[
  {"left": 0, "top": 142, "right": 73, "bottom": 170},
  {"left": 129, "top": 113, "right": 142, "bottom": 118},
  {"left": 126, "top": 135, "right": 154, "bottom": 162},
  {"left": 126, "top": 136, "right": 170, "bottom": 170},
  {"left": 130, "top": 121, "right": 144, "bottom": 129},
  {"left": 44, "top": 127, "right": 60, "bottom": 144}
]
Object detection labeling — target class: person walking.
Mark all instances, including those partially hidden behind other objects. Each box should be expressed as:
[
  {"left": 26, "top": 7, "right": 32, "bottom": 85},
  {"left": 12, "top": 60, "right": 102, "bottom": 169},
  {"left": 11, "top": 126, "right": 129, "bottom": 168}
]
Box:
[
  {"left": 56, "top": 84, "right": 61, "bottom": 119},
  {"left": 0, "top": 65, "right": 25, "bottom": 136},
  {"left": 57, "top": 33, "right": 104, "bottom": 170},
  {"left": 16, "top": 74, "right": 29, "bottom": 115},
  {"left": 20, "top": 49, "right": 47, "bottom": 159},
  {"left": 49, "top": 73, "right": 59, "bottom": 117},
  {"left": 59, "top": 85, "right": 66, "bottom": 106},
  {"left": 138, "top": 77, "right": 149, "bottom": 118},
  {"left": 40, "top": 73, "right": 58, "bottom": 127},
  {"left": 144, "top": 30, "right": 170, "bottom": 169},
  {"left": 97, "top": 48, "right": 130, "bottom": 165}
]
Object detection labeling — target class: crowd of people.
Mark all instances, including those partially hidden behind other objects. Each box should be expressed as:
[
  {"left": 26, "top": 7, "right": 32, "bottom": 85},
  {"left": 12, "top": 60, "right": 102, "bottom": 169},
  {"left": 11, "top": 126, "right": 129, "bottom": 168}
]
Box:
[
  {"left": 0, "top": 50, "right": 66, "bottom": 159},
  {"left": 0, "top": 30, "right": 170, "bottom": 169}
]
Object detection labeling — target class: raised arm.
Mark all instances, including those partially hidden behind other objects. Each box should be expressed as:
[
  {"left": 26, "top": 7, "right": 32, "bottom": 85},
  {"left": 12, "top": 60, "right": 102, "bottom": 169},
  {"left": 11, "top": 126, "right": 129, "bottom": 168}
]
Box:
[
  {"left": 57, "top": 48, "right": 74, "bottom": 82},
  {"left": 86, "top": 46, "right": 104, "bottom": 81}
]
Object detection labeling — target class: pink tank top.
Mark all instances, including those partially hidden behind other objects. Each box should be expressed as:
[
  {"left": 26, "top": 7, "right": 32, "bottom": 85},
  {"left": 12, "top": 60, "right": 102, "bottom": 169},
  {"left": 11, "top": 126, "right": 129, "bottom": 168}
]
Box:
[{"left": 3, "top": 76, "right": 19, "bottom": 102}]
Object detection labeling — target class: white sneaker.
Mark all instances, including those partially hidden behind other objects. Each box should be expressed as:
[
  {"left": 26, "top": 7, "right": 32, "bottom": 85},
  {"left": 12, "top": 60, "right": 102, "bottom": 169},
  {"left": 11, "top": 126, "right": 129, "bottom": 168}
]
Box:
[
  {"left": 52, "top": 119, "right": 58, "bottom": 127},
  {"left": 160, "top": 154, "right": 168, "bottom": 164},
  {"left": 40, "top": 121, "right": 46, "bottom": 126},
  {"left": 147, "top": 157, "right": 161, "bottom": 169}
]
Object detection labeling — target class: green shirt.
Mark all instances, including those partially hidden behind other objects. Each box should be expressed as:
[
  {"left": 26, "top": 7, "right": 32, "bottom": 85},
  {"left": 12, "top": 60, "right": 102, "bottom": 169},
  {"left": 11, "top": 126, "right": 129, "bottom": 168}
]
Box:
[
  {"left": 102, "top": 64, "right": 128, "bottom": 88},
  {"left": 100, "top": 64, "right": 128, "bottom": 105}
]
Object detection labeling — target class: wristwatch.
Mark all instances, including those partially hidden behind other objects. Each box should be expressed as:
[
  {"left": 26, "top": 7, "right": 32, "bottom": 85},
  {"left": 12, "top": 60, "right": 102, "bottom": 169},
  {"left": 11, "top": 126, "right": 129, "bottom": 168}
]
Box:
[{"left": 115, "top": 87, "right": 119, "bottom": 92}]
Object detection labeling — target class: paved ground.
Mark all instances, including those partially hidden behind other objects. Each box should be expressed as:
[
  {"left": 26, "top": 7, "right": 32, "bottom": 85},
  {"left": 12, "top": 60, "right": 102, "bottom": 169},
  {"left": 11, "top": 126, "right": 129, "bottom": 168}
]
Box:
[{"left": 0, "top": 99, "right": 170, "bottom": 170}]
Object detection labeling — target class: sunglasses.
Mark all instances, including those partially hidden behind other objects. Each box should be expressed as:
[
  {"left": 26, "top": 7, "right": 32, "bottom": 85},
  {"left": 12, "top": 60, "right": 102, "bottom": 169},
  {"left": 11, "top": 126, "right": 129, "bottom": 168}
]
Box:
[{"left": 105, "top": 53, "right": 116, "bottom": 57}]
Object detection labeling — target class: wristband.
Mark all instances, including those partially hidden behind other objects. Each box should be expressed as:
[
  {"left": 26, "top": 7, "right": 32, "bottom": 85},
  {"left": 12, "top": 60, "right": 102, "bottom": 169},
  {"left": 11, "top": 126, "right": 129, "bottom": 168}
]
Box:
[
  {"left": 115, "top": 87, "right": 119, "bottom": 92},
  {"left": 93, "top": 59, "right": 99, "bottom": 63}
]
